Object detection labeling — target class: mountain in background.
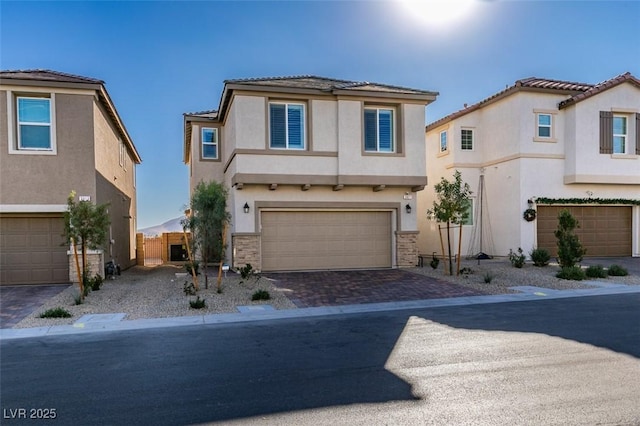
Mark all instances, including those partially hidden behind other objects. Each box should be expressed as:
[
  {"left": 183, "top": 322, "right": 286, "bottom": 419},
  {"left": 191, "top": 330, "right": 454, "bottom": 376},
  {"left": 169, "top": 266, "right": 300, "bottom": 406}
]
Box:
[{"left": 138, "top": 216, "right": 185, "bottom": 236}]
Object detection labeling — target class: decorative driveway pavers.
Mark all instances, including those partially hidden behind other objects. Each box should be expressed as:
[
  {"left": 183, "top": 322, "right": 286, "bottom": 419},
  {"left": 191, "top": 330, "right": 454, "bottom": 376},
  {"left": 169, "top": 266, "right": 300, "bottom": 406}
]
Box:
[
  {"left": 263, "top": 269, "right": 487, "bottom": 308},
  {"left": 0, "top": 285, "right": 70, "bottom": 328}
]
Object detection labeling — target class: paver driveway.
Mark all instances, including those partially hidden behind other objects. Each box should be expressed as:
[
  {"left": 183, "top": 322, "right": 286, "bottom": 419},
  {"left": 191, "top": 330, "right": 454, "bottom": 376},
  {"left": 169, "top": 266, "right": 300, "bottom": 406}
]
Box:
[{"left": 263, "top": 269, "right": 486, "bottom": 308}]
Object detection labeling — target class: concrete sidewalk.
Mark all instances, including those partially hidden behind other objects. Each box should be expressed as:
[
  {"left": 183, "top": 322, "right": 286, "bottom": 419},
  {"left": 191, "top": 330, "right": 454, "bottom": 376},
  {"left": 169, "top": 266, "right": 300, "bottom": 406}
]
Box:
[{"left": 2, "top": 279, "right": 639, "bottom": 341}]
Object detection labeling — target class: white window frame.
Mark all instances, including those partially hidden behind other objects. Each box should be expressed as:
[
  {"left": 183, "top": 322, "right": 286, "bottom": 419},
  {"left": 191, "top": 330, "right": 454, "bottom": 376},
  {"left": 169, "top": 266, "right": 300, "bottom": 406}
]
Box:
[
  {"left": 533, "top": 110, "right": 557, "bottom": 142},
  {"left": 439, "top": 130, "right": 448, "bottom": 153},
  {"left": 8, "top": 92, "right": 57, "bottom": 155},
  {"left": 269, "top": 102, "right": 306, "bottom": 150},
  {"left": 461, "top": 128, "right": 474, "bottom": 151},
  {"left": 364, "top": 106, "right": 396, "bottom": 153},
  {"left": 612, "top": 114, "right": 628, "bottom": 154},
  {"left": 201, "top": 127, "right": 219, "bottom": 159}
]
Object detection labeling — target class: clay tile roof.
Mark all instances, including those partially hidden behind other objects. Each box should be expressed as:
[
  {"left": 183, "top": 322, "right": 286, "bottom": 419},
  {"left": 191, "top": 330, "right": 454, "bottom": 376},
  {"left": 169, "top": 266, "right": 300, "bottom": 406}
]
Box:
[
  {"left": 559, "top": 72, "right": 640, "bottom": 109},
  {"left": 0, "top": 69, "right": 103, "bottom": 84},
  {"left": 426, "top": 76, "right": 595, "bottom": 131},
  {"left": 184, "top": 109, "right": 218, "bottom": 119}
]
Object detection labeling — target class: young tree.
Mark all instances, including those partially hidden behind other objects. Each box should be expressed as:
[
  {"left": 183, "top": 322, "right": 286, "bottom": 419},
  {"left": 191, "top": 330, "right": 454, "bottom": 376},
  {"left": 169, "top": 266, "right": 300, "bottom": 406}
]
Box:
[
  {"left": 63, "top": 191, "right": 110, "bottom": 298},
  {"left": 554, "top": 209, "right": 586, "bottom": 267},
  {"left": 427, "top": 170, "right": 472, "bottom": 275},
  {"left": 183, "top": 181, "right": 231, "bottom": 291}
]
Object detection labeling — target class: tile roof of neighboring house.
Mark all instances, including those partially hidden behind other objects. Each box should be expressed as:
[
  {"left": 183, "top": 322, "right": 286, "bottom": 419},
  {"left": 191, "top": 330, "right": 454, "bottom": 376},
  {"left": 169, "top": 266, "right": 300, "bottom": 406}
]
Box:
[
  {"left": 426, "top": 72, "right": 639, "bottom": 131},
  {"left": 183, "top": 110, "right": 218, "bottom": 119},
  {"left": 0, "top": 69, "right": 104, "bottom": 84},
  {"left": 426, "top": 76, "right": 595, "bottom": 131},
  {"left": 558, "top": 72, "right": 640, "bottom": 109},
  {"left": 0, "top": 69, "right": 141, "bottom": 163}
]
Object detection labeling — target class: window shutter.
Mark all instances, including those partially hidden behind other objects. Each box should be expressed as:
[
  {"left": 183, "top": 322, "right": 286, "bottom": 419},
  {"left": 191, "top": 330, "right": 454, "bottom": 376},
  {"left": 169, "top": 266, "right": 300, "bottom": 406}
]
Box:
[
  {"left": 378, "top": 110, "right": 393, "bottom": 151},
  {"left": 270, "top": 104, "right": 286, "bottom": 148},
  {"left": 636, "top": 113, "right": 640, "bottom": 155},
  {"left": 287, "top": 105, "right": 303, "bottom": 148},
  {"left": 364, "top": 109, "right": 377, "bottom": 151},
  {"left": 599, "top": 111, "right": 613, "bottom": 154}
]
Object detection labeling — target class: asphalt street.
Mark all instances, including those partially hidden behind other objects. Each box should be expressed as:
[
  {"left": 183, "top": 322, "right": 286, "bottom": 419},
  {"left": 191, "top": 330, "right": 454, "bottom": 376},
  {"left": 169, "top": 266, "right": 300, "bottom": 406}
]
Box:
[{"left": 1, "top": 293, "right": 639, "bottom": 425}]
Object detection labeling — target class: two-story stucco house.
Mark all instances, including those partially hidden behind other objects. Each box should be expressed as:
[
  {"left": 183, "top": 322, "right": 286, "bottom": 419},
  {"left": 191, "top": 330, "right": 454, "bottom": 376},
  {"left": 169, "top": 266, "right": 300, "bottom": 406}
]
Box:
[
  {"left": 417, "top": 72, "right": 640, "bottom": 260},
  {"left": 0, "top": 70, "right": 142, "bottom": 285},
  {"left": 184, "top": 76, "right": 438, "bottom": 271}
]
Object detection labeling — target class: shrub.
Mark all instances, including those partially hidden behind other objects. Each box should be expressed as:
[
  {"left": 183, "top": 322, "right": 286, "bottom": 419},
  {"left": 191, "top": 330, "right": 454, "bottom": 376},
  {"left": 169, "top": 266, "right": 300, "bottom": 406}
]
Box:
[
  {"left": 184, "top": 260, "right": 200, "bottom": 276},
  {"left": 239, "top": 263, "right": 260, "bottom": 285},
  {"left": 430, "top": 256, "right": 440, "bottom": 270},
  {"left": 556, "top": 266, "right": 586, "bottom": 281},
  {"left": 585, "top": 265, "right": 607, "bottom": 279},
  {"left": 39, "top": 307, "right": 72, "bottom": 318},
  {"left": 460, "top": 267, "right": 473, "bottom": 276},
  {"left": 508, "top": 248, "right": 525, "bottom": 268},
  {"left": 530, "top": 248, "right": 551, "bottom": 267},
  {"left": 554, "top": 209, "right": 586, "bottom": 268},
  {"left": 86, "top": 274, "right": 104, "bottom": 291},
  {"left": 183, "top": 281, "right": 197, "bottom": 295},
  {"left": 483, "top": 272, "right": 493, "bottom": 283},
  {"left": 189, "top": 296, "right": 206, "bottom": 309},
  {"left": 252, "top": 290, "right": 271, "bottom": 301},
  {"left": 607, "top": 264, "right": 628, "bottom": 277},
  {"left": 73, "top": 292, "right": 83, "bottom": 305}
]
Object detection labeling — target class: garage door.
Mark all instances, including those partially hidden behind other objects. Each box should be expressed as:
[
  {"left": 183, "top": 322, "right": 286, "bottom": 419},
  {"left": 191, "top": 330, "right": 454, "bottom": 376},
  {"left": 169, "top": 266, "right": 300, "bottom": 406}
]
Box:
[
  {"left": 0, "top": 216, "right": 70, "bottom": 285},
  {"left": 537, "top": 206, "right": 632, "bottom": 257},
  {"left": 261, "top": 211, "right": 392, "bottom": 271}
]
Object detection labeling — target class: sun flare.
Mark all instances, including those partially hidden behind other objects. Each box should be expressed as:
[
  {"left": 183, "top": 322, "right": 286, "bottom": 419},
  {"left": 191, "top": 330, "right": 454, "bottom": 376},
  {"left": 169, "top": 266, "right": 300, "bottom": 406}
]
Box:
[{"left": 400, "top": 0, "right": 476, "bottom": 28}]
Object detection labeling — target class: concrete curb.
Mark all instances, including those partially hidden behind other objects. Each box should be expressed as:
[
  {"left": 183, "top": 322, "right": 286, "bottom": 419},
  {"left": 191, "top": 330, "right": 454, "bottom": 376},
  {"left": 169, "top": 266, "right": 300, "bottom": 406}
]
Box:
[{"left": 2, "top": 283, "right": 640, "bottom": 341}]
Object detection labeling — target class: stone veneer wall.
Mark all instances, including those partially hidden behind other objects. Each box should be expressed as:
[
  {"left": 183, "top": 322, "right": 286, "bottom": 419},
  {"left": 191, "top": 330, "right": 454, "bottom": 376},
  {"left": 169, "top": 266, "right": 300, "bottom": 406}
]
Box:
[
  {"left": 396, "top": 231, "right": 418, "bottom": 267},
  {"left": 232, "top": 233, "right": 261, "bottom": 271},
  {"left": 68, "top": 250, "right": 104, "bottom": 283}
]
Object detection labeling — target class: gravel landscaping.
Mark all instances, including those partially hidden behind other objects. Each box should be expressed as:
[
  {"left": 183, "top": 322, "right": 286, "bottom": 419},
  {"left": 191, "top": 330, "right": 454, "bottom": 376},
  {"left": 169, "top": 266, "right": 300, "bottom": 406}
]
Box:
[{"left": 14, "top": 258, "right": 640, "bottom": 329}]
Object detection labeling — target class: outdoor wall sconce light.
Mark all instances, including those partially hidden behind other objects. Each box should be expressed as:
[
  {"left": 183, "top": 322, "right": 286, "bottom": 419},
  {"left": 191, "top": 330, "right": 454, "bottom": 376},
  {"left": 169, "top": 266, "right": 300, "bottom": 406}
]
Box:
[
  {"left": 405, "top": 204, "right": 412, "bottom": 214},
  {"left": 243, "top": 202, "right": 250, "bottom": 214}
]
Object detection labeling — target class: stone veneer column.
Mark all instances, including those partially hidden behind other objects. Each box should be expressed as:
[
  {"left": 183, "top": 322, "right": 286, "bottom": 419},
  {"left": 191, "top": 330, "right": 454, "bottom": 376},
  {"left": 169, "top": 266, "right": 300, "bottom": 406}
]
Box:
[
  {"left": 68, "top": 250, "right": 104, "bottom": 283},
  {"left": 232, "top": 233, "right": 261, "bottom": 271},
  {"left": 396, "top": 231, "right": 419, "bottom": 267}
]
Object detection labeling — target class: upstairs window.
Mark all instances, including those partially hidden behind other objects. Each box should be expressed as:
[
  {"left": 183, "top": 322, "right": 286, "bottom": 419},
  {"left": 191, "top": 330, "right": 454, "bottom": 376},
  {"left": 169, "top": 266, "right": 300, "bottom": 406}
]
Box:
[
  {"left": 461, "top": 129, "right": 473, "bottom": 150},
  {"left": 17, "top": 96, "right": 52, "bottom": 150},
  {"left": 537, "top": 113, "right": 552, "bottom": 138},
  {"left": 201, "top": 127, "right": 219, "bottom": 159},
  {"left": 612, "top": 115, "right": 627, "bottom": 154},
  {"left": 439, "top": 130, "right": 448, "bottom": 152},
  {"left": 600, "top": 111, "right": 640, "bottom": 155},
  {"left": 364, "top": 107, "right": 394, "bottom": 153},
  {"left": 269, "top": 102, "right": 305, "bottom": 150}
]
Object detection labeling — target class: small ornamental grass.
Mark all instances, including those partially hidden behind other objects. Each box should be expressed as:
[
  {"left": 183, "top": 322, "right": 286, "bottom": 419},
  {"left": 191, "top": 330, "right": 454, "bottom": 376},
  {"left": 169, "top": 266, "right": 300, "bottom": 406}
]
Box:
[
  {"left": 251, "top": 290, "right": 271, "bottom": 301},
  {"left": 39, "top": 307, "right": 72, "bottom": 318},
  {"left": 556, "top": 266, "right": 586, "bottom": 281},
  {"left": 585, "top": 265, "right": 607, "bottom": 279},
  {"left": 607, "top": 264, "right": 629, "bottom": 277},
  {"left": 189, "top": 296, "right": 207, "bottom": 309}
]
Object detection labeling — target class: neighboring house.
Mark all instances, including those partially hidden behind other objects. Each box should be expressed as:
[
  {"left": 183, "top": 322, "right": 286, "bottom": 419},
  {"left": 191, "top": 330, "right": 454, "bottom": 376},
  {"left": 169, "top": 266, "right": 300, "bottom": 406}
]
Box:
[
  {"left": 417, "top": 72, "right": 640, "bottom": 260},
  {"left": 0, "top": 70, "right": 142, "bottom": 285},
  {"left": 184, "top": 75, "right": 438, "bottom": 271}
]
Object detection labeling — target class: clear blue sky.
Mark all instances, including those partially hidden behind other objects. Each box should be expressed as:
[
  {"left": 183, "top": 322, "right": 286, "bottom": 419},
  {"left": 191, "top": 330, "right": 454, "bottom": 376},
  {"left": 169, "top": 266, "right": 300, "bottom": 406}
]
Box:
[{"left": 2, "top": 0, "right": 638, "bottom": 229}]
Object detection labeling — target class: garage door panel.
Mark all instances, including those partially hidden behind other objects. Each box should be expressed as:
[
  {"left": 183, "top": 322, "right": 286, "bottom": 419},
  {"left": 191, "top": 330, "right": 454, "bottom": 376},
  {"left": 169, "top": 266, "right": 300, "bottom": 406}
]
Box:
[
  {"left": 537, "top": 206, "right": 631, "bottom": 257},
  {"left": 261, "top": 211, "right": 392, "bottom": 271},
  {"left": 0, "top": 216, "right": 70, "bottom": 285}
]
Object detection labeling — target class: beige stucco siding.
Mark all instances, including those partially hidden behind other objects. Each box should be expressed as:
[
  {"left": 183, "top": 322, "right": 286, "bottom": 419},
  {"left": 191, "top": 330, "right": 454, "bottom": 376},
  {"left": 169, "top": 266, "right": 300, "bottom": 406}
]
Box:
[{"left": 0, "top": 91, "right": 96, "bottom": 205}]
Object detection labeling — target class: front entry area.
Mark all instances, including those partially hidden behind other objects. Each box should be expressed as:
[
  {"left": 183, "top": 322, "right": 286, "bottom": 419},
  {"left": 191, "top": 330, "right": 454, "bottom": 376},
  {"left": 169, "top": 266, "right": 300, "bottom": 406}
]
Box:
[{"left": 261, "top": 211, "right": 392, "bottom": 271}]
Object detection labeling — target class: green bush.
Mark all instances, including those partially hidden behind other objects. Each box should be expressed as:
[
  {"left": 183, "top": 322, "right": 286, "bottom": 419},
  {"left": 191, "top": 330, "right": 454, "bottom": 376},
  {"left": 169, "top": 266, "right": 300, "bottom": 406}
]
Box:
[
  {"left": 184, "top": 260, "right": 200, "bottom": 276},
  {"left": 530, "top": 248, "right": 551, "bottom": 267},
  {"left": 251, "top": 290, "right": 271, "bottom": 301},
  {"left": 556, "top": 266, "right": 586, "bottom": 281},
  {"left": 430, "top": 255, "right": 439, "bottom": 269},
  {"left": 39, "top": 307, "right": 72, "bottom": 318},
  {"left": 183, "top": 281, "right": 197, "bottom": 295},
  {"left": 86, "top": 274, "right": 104, "bottom": 291},
  {"left": 508, "top": 248, "right": 525, "bottom": 268},
  {"left": 483, "top": 272, "right": 493, "bottom": 283},
  {"left": 189, "top": 296, "right": 206, "bottom": 309},
  {"left": 607, "top": 264, "right": 628, "bottom": 277},
  {"left": 554, "top": 210, "right": 586, "bottom": 268},
  {"left": 239, "top": 263, "right": 260, "bottom": 285},
  {"left": 585, "top": 265, "right": 607, "bottom": 279}
]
